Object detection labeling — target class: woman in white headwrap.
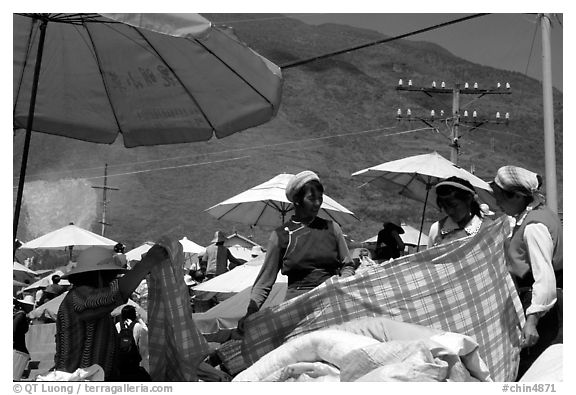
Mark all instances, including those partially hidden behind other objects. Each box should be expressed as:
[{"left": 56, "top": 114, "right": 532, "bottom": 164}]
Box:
[
  {"left": 427, "top": 176, "right": 493, "bottom": 248},
  {"left": 238, "top": 170, "right": 355, "bottom": 331},
  {"left": 490, "top": 165, "right": 562, "bottom": 379}
]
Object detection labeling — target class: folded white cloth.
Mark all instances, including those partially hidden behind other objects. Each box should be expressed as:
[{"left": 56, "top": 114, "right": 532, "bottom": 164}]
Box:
[
  {"left": 233, "top": 329, "right": 379, "bottom": 381},
  {"left": 36, "top": 364, "right": 105, "bottom": 381}
]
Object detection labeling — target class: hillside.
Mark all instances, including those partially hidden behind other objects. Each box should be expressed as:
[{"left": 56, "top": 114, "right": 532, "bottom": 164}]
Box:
[{"left": 13, "top": 13, "right": 563, "bottom": 255}]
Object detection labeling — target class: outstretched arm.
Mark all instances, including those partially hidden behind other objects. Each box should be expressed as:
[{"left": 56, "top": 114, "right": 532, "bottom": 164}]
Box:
[{"left": 118, "top": 244, "right": 168, "bottom": 301}]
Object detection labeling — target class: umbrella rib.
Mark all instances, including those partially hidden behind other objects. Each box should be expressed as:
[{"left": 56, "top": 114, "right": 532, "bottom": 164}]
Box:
[
  {"left": 213, "top": 203, "right": 251, "bottom": 223},
  {"left": 14, "top": 16, "right": 38, "bottom": 120},
  {"left": 129, "top": 26, "right": 218, "bottom": 132},
  {"left": 82, "top": 24, "right": 125, "bottom": 136},
  {"left": 252, "top": 203, "right": 271, "bottom": 226},
  {"left": 192, "top": 29, "right": 276, "bottom": 110}
]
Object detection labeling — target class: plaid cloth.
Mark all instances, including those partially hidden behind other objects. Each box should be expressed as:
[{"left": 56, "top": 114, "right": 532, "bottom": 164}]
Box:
[
  {"left": 148, "top": 237, "right": 211, "bottom": 381},
  {"left": 241, "top": 216, "right": 524, "bottom": 382}
]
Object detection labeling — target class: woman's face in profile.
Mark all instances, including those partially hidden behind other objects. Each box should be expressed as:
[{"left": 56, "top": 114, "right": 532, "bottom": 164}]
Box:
[
  {"left": 299, "top": 182, "right": 323, "bottom": 219},
  {"left": 438, "top": 193, "right": 471, "bottom": 224}
]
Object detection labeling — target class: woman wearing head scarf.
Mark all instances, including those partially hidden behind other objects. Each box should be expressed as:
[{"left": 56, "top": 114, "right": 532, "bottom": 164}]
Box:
[
  {"left": 238, "top": 171, "right": 355, "bottom": 331},
  {"left": 427, "top": 176, "right": 493, "bottom": 248},
  {"left": 490, "top": 166, "right": 562, "bottom": 378}
]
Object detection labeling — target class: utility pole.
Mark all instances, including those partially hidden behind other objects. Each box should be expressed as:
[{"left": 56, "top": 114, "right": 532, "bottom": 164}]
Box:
[
  {"left": 91, "top": 164, "right": 119, "bottom": 237},
  {"left": 540, "top": 13, "right": 558, "bottom": 213},
  {"left": 396, "top": 79, "right": 512, "bottom": 165},
  {"left": 451, "top": 84, "right": 461, "bottom": 163}
]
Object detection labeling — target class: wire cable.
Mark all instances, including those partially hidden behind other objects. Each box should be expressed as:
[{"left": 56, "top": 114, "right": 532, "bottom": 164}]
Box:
[
  {"left": 281, "top": 14, "right": 490, "bottom": 69},
  {"left": 15, "top": 124, "right": 438, "bottom": 186},
  {"left": 524, "top": 17, "right": 540, "bottom": 76}
]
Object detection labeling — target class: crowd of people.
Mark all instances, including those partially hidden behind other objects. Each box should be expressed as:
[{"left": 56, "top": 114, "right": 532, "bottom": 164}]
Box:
[{"left": 13, "top": 165, "right": 562, "bottom": 382}]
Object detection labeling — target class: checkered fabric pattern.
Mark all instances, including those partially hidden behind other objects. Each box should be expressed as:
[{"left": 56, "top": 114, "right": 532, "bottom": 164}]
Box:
[
  {"left": 494, "top": 166, "right": 539, "bottom": 193},
  {"left": 147, "top": 237, "right": 211, "bottom": 381},
  {"left": 241, "top": 216, "right": 524, "bottom": 382}
]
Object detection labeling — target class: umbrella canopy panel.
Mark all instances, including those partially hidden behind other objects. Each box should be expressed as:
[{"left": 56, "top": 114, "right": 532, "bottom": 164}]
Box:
[
  {"left": 179, "top": 237, "right": 206, "bottom": 255},
  {"left": 125, "top": 242, "right": 155, "bottom": 262},
  {"left": 13, "top": 13, "right": 282, "bottom": 147},
  {"left": 205, "top": 173, "right": 359, "bottom": 227},
  {"left": 352, "top": 151, "right": 497, "bottom": 210},
  {"left": 20, "top": 224, "right": 117, "bottom": 250}
]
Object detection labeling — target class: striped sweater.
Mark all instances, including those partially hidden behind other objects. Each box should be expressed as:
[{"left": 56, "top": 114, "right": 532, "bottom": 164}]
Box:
[{"left": 54, "top": 280, "right": 124, "bottom": 379}]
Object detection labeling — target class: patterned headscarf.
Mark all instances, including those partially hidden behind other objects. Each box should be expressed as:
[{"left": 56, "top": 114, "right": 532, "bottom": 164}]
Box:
[
  {"left": 493, "top": 166, "right": 540, "bottom": 196},
  {"left": 285, "top": 170, "right": 320, "bottom": 203}
]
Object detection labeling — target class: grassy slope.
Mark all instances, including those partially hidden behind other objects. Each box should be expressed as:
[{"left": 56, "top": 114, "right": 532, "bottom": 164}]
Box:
[{"left": 13, "top": 14, "right": 563, "bottom": 253}]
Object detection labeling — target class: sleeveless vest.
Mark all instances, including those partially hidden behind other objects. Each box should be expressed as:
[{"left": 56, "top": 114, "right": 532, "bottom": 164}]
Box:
[{"left": 505, "top": 202, "right": 562, "bottom": 288}]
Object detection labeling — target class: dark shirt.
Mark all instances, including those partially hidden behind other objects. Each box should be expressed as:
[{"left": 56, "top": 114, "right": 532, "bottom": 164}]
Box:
[
  {"left": 13, "top": 310, "right": 29, "bottom": 354},
  {"left": 376, "top": 228, "right": 405, "bottom": 260}
]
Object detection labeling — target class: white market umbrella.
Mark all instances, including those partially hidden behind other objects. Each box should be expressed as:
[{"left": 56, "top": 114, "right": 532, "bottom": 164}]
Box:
[
  {"left": 13, "top": 261, "right": 38, "bottom": 284},
  {"left": 192, "top": 253, "right": 286, "bottom": 293},
  {"left": 13, "top": 261, "right": 37, "bottom": 275},
  {"left": 179, "top": 237, "right": 206, "bottom": 255},
  {"left": 364, "top": 223, "right": 429, "bottom": 247},
  {"left": 205, "top": 173, "right": 359, "bottom": 227},
  {"left": 125, "top": 242, "right": 155, "bottom": 262},
  {"left": 352, "top": 152, "right": 496, "bottom": 249},
  {"left": 23, "top": 270, "right": 70, "bottom": 293},
  {"left": 20, "top": 223, "right": 117, "bottom": 261}
]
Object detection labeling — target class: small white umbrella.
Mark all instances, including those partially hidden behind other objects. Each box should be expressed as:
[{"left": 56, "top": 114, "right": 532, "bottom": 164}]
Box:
[
  {"left": 192, "top": 253, "right": 286, "bottom": 293},
  {"left": 22, "top": 270, "right": 70, "bottom": 293},
  {"left": 13, "top": 261, "right": 38, "bottom": 284},
  {"left": 20, "top": 223, "right": 117, "bottom": 261},
  {"left": 205, "top": 173, "right": 359, "bottom": 227},
  {"left": 179, "top": 237, "right": 206, "bottom": 255},
  {"left": 125, "top": 242, "right": 155, "bottom": 262},
  {"left": 13, "top": 261, "right": 37, "bottom": 275}
]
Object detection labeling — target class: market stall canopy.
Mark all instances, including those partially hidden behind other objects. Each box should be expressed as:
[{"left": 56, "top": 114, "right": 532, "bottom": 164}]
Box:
[
  {"left": 205, "top": 173, "right": 359, "bottom": 227},
  {"left": 193, "top": 253, "right": 286, "bottom": 293},
  {"left": 193, "top": 283, "right": 286, "bottom": 335}
]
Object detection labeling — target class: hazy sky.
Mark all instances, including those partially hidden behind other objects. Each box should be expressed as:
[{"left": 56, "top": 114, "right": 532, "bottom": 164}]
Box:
[{"left": 288, "top": 13, "right": 563, "bottom": 91}]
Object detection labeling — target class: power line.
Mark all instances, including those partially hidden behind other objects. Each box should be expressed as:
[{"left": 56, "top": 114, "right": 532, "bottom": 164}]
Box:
[
  {"left": 524, "top": 17, "right": 540, "bottom": 76},
  {"left": 281, "top": 14, "right": 490, "bottom": 69},
  {"left": 14, "top": 124, "right": 436, "bottom": 186},
  {"left": 16, "top": 125, "right": 399, "bottom": 182}
]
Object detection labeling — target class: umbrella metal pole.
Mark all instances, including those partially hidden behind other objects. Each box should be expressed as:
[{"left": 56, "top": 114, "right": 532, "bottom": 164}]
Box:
[
  {"left": 14, "top": 18, "right": 48, "bottom": 247},
  {"left": 417, "top": 185, "right": 431, "bottom": 252}
]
